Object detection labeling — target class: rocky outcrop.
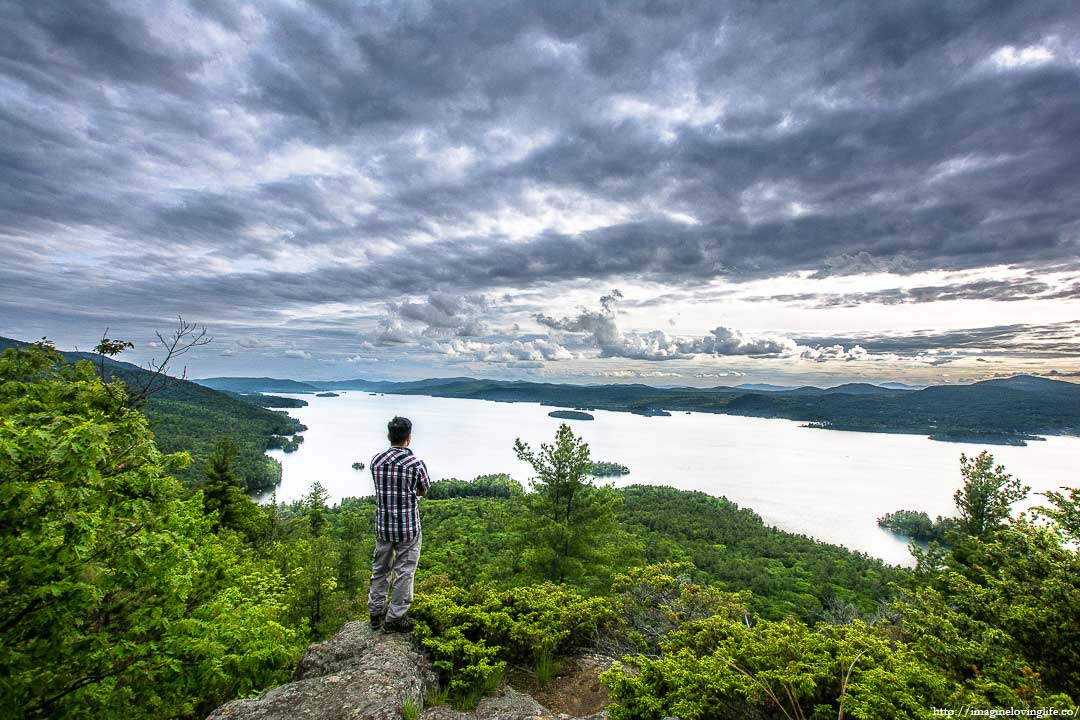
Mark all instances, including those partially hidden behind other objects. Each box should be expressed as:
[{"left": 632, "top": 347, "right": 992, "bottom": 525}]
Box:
[
  {"left": 206, "top": 622, "right": 611, "bottom": 720},
  {"left": 207, "top": 622, "right": 436, "bottom": 720},
  {"left": 420, "top": 686, "right": 608, "bottom": 720}
]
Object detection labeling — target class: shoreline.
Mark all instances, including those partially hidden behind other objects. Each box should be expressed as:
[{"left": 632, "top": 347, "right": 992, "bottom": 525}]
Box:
[{"left": 261, "top": 388, "right": 1079, "bottom": 444}]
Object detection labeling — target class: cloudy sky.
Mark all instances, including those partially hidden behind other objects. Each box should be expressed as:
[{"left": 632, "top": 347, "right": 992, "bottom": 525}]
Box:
[{"left": 2, "top": 0, "right": 1079, "bottom": 386}]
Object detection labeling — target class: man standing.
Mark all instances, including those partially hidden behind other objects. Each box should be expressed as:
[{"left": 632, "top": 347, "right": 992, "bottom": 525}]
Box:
[{"left": 368, "top": 416, "right": 431, "bottom": 632}]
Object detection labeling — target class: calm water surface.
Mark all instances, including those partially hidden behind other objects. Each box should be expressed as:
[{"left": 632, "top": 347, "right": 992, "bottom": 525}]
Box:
[{"left": 261, "top": 392, "right": 1080, "bottom": 566}]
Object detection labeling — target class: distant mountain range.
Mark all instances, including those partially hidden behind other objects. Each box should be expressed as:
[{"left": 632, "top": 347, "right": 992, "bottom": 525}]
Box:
[
  {"left": 199, "top": 376, "right": 929, "bottom": 395},
  {"left": 196, "top": 372, "right": 1080, "bottom": 443},
  {"left": 733, "top": 381, "right": 924, "bottom": 392}
]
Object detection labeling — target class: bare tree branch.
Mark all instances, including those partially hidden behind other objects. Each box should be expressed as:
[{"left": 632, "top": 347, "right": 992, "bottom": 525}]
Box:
[
  {"left": 130, "top": 316, "right": 212, "bottom": 404},
  {"left": 92, "top": 317, "right": 212, "bottom": 406}
]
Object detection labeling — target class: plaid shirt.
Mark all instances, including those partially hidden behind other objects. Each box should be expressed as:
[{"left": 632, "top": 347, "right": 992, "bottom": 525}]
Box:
[{"left": 370, "top": 446, "right": 431, "bottom": 542}]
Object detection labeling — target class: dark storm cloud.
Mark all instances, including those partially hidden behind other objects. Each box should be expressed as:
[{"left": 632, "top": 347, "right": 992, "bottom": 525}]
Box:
[
  {"left": 750, "top": 278, "right": 1059, "bottom": 307},
  {"left": 0, "top": 1, "right": 199, "bottom": 95},
  {"left": 796, "top": 322, "right": 1080, "bottom": 358},
  {"left": 2, "top": 0, "right": 1080, "bottom": 347}
]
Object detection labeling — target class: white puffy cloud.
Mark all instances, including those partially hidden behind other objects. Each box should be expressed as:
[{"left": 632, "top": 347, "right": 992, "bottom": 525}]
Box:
[
  {"left": 799, "top": 344, "right": 873, "bottom": 362},
  {"left": 429, "top": 338, "right": 574, "bottom": 363},
  {"left": 537, "top": 292, "right": 921, "bottom": 364},
  {"left": 237, "top": 337, "right": 274, "bottom": 349},
  {"left": 386, "top": 293, "right": 491, "bottom": 338},
  {"left": 989, "top": 43, "right": 1055, "bottom": 69},
  {"left": 585, "top": 369, "right": 683, "bottom": 378},
  {"left": 537, "top": 291, "right": 801, "bottom": 360}
]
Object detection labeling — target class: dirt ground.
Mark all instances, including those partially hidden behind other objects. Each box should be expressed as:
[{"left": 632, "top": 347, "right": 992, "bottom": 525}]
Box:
[{"left": 506, "top": 654, "right": 617, "bottom": 717}]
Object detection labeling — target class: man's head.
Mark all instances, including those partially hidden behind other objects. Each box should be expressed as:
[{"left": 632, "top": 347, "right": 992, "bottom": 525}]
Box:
[{"left": 388, "top": 416, "right": 412, "bottom": 447}]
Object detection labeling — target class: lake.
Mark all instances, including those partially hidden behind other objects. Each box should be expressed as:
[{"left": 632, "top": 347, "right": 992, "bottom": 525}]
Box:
[{"left": 261, "top": 391, "right": 1080, "bottom": 566}]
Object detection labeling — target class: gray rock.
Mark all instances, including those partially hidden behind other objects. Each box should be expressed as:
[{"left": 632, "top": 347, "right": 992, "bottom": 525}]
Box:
[
  {"left": 417, "top": 685, "right": 609, "bottom": 720},
  {"left": 419, "top": 706, "right": 473, "bottom": 720},
  {"left": 208, "top": 622, "right": 608, "bottom": 720},
  {"left": 474, "top": 686, "right": 549, "bottom": 719},
  {"left": 207, "top": 622, "right": 436, "bottom": 720}
]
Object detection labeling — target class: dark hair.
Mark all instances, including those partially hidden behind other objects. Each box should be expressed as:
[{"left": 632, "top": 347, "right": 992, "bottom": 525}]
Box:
[{"left": 387, "top": 416, "right": 412, "bottom": 445}]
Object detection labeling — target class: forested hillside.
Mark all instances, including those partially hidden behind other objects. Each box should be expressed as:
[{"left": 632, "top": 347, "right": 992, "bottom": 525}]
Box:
[
  {"left": 2, "top": 342, "right": 1077, "bottom": 719},
  {"left": 0, "top": 336, "right": 304, "bottom": 492}
]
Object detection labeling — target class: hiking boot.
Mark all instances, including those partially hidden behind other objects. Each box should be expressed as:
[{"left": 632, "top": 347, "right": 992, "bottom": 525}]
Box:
[
  {"left": 369, "top": 612, "right": 384, "bottom": 630},
  {"left": 381, "top": 615, "right": 415, "bottom": 633}
]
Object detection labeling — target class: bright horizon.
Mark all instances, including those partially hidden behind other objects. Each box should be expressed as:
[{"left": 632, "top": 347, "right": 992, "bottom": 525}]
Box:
[{"left": 2, "top": 3, "right": 1079, "bottom": 387}]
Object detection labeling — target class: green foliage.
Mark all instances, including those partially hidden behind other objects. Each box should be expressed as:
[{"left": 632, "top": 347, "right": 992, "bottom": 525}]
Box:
[
  {"left": 602, "top": 563, "right": 947, "bottom": 719},
  {"left": 411, "top": 578, "right": 615, "bottom": 708},
  {"left": 0, "top": 334, "right": 309, "bottom": 494},
  {"left": 608, "top": 563, "right": 751, "bottom": 655},
  {"left": 198, "top": 437, "right": 267, "bottom": 537},
  {"left": 514, "top": 424, "right": 622, "bottom": 586},
  {"left": 535, "top": 653, "right": 561, "bottom": 688},
  {"left": 589, "top": 461, "right": 630, "bottom": 477},
  {"left": 229, "top": 393, "right": 309, "bottom": 409},
  {"left": 305, "top": 482, "right": 330, "bottom": 537},
  {"left": 899, "top": 516, "right": 1080, "bottom": 705},
  {"left": 0, "top": 345, "right": 299, "bottom": 719},
  {"left": 617, "top": 485, "right": 900, "bottom": 621},
  {"left": 603, "top": 462, "right": 1080, "bottom": 718},
  {"left": 603, "top": 616, "right": 947, "bottom": 720},
  {"left": 427, "top": 473, "right": 524, "bottom": 499},
  {"left": 953, "top": 451, "right": 1030, "bottom": 538},
  {"left": 93, "top": 337, "right": 134, "bottom": 357},
  {"left": 1036, "top": 485, "right": 1080, "bottom": 544},
  {"left": 402, "top": 697, "right": 419, "bottom": 720},
  {"left": 4, "top": 338, "right": 1077, "bottom": 718},
  {"left": 877, "top": 510, "right": 955, "bottom": 544},
  {"left": 144, "top": 391, "right": 303, "bottom": 492},
  {"left": 418, "top": 496, "right": 521, "bottom": 585},
  {"left": 266, "top": 433, "right": 305, "bottom": 453}
]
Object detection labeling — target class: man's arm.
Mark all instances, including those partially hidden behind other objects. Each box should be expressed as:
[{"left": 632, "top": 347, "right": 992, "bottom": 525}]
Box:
[{"left": 414, "top": 461, "right": 431, "bottom": 497}]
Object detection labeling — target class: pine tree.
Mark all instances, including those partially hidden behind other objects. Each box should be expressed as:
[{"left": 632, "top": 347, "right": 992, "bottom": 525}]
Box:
[
  {"left": 513, "top": 424, "right": 621, "bottom": 585},
  {"left": 201, "top": 437, "right": 240, "bottom": 525},
  {"left": 953, "top": 451, "right": 1029, "bottom": 538}
]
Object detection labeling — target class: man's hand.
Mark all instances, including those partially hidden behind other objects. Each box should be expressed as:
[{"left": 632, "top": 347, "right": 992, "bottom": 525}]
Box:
[{"left": 416, "top": 486, "right": 428, "bottom": 497}]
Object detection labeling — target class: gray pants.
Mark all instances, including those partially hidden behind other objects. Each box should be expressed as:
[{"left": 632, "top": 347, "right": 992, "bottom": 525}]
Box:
[{"left": 367, "top": 532, "right": 422, "bottom": 622}]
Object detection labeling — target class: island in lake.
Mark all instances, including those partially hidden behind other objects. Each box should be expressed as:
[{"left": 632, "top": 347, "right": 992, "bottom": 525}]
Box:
[
  {"left": 548, "top": 410, "right": 594, "bottom": 420},
  {"left": 315, "top": 391, "right": 340, "bottom": 397},
  {"left": 927, "top": 431, "right": 1044, "bottom": 446},
  {"left": 589, "top": 461, "right": 630, "bottom": 477},
  {"left": 267, "top": 434, "right": 305, "bottom": 453}
]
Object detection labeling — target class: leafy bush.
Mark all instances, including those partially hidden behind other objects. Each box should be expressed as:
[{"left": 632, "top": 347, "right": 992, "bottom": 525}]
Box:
[
  {"left": 607, "top": 563, "right": 751, "bottom": 655},
  {"left": 411, "top": 578, "right": 616, "bottom": 708},
  {"left": 603, "top": 616, "right": 948, "bottom": 720}
]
